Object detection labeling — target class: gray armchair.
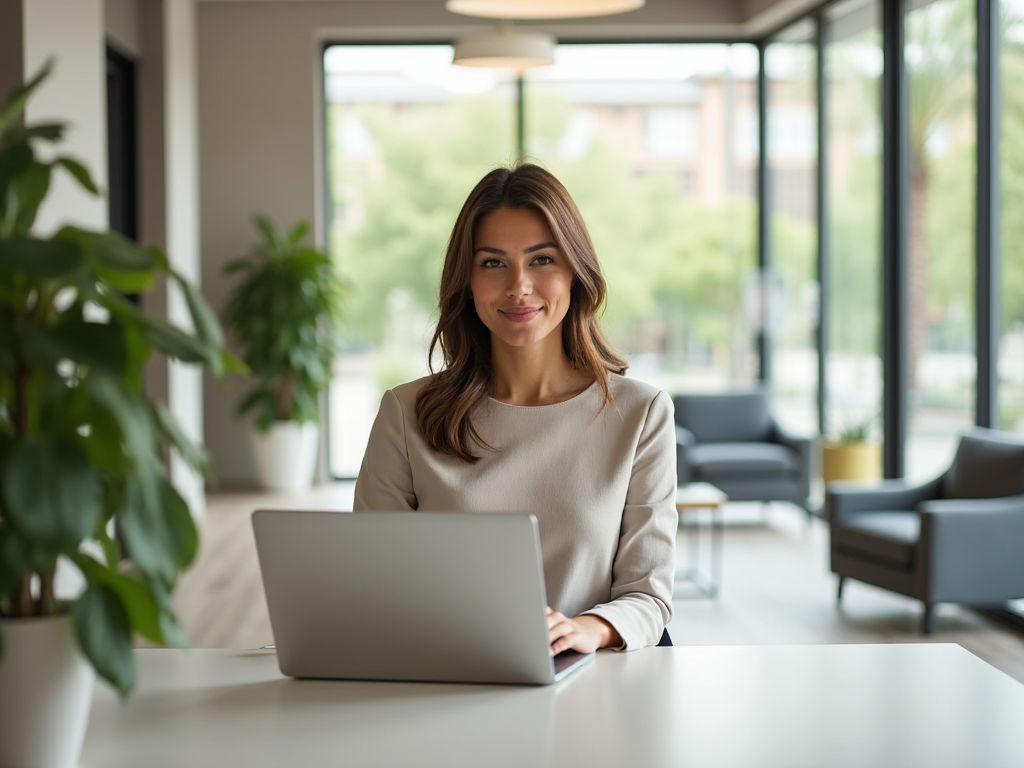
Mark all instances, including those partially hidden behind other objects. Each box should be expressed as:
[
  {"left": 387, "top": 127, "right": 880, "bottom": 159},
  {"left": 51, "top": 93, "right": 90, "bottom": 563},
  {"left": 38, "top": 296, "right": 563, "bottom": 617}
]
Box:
[
  {"left": 673, "top": 390, "right": 813, "bottom": 514},
  {"left": 827, "top": 427, "right": 1024, "bottom": 634}
]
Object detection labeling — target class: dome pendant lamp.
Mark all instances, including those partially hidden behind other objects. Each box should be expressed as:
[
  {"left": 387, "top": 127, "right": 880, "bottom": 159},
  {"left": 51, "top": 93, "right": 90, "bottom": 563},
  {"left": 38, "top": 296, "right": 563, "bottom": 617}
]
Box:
[
  {"left": 453, "top": 22, "right": 555, "bottom": 72},
  {"left": 446, "top": 0, "right": 645, "bottom": 19}
]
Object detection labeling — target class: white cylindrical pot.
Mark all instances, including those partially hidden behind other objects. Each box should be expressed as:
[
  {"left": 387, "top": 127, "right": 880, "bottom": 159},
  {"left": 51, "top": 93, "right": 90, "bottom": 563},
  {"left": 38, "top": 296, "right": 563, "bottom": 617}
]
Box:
[
  {"left": 0, "top": 614, "right": 95, "bottom": 768},
  {"left": 249, "top": 421, "right": 320, "bottom": 493}
]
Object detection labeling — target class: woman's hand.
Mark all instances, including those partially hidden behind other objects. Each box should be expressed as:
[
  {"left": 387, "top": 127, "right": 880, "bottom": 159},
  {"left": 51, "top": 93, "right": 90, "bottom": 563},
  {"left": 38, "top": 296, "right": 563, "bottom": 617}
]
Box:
[{"left": 546, "top": 607, "right": 622, "bottom": 655}]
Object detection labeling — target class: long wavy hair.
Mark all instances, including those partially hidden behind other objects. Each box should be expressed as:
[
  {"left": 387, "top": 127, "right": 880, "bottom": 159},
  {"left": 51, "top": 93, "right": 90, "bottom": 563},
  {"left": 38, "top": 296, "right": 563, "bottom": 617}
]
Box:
[{"left": 415, "top": 163, "right": 628, "bottom": 463}]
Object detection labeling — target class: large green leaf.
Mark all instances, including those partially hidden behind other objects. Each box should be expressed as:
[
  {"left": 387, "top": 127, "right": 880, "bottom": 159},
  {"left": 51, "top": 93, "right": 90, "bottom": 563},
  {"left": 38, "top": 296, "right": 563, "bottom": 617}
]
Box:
[
  {"left": 0, "top": 524, "right": 60, "bottom": 601},
  {"left": 172, "top": 271, "right": 224, "bottom": 351},
  {"left": 54, "top": 156, "right": 98, "bottom": 195},
  {"left": 84, "top": 373, "right": 161, "bottom": 473},
  {"left": 152, "top": 401, "right": 209, "bottom": 473},
  {"left": 116, "top": 474, "right": 176, "bottom": 582},
  {"left": 0, "top": 60, "right": 52, "bottom": 140},
  {"left": 88, "top": 230, "right": 156, "bottom": 271},
  {"left": 72, "top": 583, "right": 135, "bottom": 698},
  {"left": 10, "top": 161, "right": 52, "bottom": 235},
  {"left": 1, "top": 437, "right": 103, "bottom": 548},
  {"left": 17, "top": 319, "right": 128, "bottom": 376},
  {"left": 161, "top": 480, "right": 198, "bottom": 571},
  {"left": 71, "top": 553, "right": 164, "bottom": 645},
  {"left": 0, "top": 236, "right": 83, "bottom": 280},
  {"left": 141, "top": 319, "right": 211, "bottom": 364},
  {"left": 0, "top": 144, "right": 33, "bottom": 196},
  {"left": 149, "top": 578, "right": 188, "bottom": 649}
]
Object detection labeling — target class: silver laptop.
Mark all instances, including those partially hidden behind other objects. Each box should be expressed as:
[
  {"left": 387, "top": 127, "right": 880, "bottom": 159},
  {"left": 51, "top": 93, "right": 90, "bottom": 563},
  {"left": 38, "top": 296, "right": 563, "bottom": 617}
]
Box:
[{"left": 251, "top": 509, "right": 594, "bottom": 685}]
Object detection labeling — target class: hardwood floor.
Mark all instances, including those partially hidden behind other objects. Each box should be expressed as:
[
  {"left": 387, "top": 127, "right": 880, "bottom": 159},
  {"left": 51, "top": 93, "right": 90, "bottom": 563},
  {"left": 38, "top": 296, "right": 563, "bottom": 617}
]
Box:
[{"left": 164, "top": 485, "right": 1024, "bottom": 684}]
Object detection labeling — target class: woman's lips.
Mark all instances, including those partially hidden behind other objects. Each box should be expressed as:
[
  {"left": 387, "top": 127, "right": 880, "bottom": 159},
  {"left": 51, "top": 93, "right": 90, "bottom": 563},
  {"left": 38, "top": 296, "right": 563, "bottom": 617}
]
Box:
[{"left": 500, "top": 307, "right": 541, "bottom": 323}]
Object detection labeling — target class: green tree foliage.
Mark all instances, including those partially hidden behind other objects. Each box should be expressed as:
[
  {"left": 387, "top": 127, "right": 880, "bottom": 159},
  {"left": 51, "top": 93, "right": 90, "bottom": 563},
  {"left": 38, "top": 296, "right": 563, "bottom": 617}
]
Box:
[{"left": 329, "top": 95, "right": 515, "bottom": 349}]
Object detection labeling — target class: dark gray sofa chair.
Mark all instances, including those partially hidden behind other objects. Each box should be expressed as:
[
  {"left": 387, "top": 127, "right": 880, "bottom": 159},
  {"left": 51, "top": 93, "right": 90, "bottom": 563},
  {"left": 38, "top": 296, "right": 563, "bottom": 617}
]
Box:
[
  {"left": 672, "top": 390, "right": 813, "bottom": 514},
  {"left": 827, "top": 427, "right": 1024, "bottom": 634}
]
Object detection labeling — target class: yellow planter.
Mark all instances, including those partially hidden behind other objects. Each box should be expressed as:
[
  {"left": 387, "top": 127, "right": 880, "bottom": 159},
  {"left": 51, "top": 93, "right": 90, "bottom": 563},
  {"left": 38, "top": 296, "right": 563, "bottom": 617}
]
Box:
[{"left": 821, "top": 441, "right": 882, "bottom": 484}]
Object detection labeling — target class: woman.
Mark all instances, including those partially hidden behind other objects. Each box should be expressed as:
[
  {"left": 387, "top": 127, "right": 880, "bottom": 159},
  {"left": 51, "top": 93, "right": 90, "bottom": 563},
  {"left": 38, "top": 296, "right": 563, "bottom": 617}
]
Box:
[{"left": 354, "top": 163, "right": 677, "bottom": 654}]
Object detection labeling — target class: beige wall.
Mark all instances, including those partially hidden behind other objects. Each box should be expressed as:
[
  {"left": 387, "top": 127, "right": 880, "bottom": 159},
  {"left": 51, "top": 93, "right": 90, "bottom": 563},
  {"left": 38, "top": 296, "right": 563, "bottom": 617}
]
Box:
[
  {"left": 0, "top": 2, "right": 24, "bottom": 99},
  {"left": 106, "top": 0, "right": 143, "bottom": 57}
]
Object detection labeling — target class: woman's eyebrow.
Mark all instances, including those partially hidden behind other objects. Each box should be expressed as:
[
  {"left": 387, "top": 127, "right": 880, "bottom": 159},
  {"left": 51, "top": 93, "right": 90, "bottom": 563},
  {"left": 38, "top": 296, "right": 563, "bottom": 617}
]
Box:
[
  {"left": 525, "top": 242, "right": 557, "bottom": 253},
  {"left": 473, "top": 242, "right": 556, "bottom": 256}
]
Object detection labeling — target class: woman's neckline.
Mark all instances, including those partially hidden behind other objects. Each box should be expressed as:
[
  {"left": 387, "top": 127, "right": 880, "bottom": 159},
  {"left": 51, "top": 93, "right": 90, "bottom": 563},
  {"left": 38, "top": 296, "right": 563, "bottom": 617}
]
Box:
[{"left": 487, "top": 379, "right": 599, "bottom": 409}]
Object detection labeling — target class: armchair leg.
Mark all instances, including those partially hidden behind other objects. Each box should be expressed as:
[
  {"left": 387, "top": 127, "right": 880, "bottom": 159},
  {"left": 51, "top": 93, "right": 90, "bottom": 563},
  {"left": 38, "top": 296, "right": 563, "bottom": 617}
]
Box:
[
  {"left": 836, "top": 576, "right": 845, "bottom": 604},
  {"left": 922, "top": 603, "right": 936, "bottom": 635}
]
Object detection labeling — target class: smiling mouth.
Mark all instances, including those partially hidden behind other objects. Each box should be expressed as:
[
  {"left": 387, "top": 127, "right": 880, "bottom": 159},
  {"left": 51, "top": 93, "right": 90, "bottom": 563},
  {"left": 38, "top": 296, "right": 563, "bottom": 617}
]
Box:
[{"left": 500, "top": 307, "right": 541, "bottom": 323}]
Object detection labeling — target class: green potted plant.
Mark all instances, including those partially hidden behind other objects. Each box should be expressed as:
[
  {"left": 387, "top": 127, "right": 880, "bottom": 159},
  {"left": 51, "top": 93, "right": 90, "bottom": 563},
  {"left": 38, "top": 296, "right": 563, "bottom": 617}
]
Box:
[
  {"left": 0, "top": 64, "right": 232, "bottom": 767},
  {"left": 221, "top": 215, "right": 347, "bottom": 492},
  {"left": 821, "top": 414, "right": 881, "bottom": 484}
]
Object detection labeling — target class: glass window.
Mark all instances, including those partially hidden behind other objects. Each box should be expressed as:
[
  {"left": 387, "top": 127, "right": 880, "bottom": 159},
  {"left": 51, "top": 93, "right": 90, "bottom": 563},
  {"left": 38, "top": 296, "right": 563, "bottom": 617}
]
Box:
[
  {"left": 824, "top": 0, "right": 884, "bottom": 458},
  {"left": 323, "top": 45, "right": 516, "bottom": 477},
  {"left": 1001, "top": 0, "right": 1024, "bottom": 436},
  {"left": 905, "top": 0, "right": 977, "bottom": 480},
  {"left": 523, "top": 44, "right": 760, "bottom": 394},
  {"left": 766, "top": 21, "right": 819, "bottom": 438}
]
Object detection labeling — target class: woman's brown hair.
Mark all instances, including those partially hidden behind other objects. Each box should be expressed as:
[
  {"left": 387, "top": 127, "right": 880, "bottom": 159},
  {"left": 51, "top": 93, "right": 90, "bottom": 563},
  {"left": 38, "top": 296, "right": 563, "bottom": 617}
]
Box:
[{"left": 416, "top": 163, "right": 628, "bottom": 463}]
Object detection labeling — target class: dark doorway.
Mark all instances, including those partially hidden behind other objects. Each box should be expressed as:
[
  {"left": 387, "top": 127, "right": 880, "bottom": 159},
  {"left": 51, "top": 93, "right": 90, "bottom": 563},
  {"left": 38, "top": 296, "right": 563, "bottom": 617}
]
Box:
[{"left": 106, "top": 44, "right": 137, "bottom": 241}]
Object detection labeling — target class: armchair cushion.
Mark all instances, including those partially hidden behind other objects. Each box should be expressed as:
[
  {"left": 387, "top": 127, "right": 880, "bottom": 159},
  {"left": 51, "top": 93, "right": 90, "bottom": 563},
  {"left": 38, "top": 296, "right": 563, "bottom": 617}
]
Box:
[
  {"left": 942, "top": 428, "right": 1024, "bottom": 500},
  {"left": 672, "top": 391, "right": 772, "bottom": 443},
  {"left": 832, "top": 511, "right": 920, "bottom": 568},
  {"left": 689, "top": 443, "right": 800, "bottom": 480}
]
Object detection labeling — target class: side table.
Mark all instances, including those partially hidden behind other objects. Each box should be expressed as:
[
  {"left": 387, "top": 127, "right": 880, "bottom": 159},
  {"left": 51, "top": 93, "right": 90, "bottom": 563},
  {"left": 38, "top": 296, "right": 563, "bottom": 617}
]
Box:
[{"left": 675, "top": 482, "right": 728, "bottom": 598}]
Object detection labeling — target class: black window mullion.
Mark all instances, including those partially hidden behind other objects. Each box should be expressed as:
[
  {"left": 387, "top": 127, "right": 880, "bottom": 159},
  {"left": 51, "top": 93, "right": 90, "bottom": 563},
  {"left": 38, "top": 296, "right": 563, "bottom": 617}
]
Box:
[
  {"left": 816, "top": 11, "right": 828, "bottom": 438},
  {"left": 882, "top": 0, "right": 909, "bottom": 478},
  {"left": 976, "top": 0, "right": 1000, "bottom": 428},
  {"left": 757, "top": 42, "right": 771, "bottom": 385}
]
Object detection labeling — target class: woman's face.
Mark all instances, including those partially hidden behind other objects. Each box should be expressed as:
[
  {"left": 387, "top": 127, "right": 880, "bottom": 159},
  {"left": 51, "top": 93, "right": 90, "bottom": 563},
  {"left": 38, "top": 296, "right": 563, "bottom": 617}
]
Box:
[{"left": 469, "top": 206, "right": 574, "bottom": 353}]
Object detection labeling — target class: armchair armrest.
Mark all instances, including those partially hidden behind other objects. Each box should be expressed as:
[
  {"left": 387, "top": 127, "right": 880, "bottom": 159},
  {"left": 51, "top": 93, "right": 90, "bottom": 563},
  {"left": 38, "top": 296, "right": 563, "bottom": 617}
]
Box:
[
  {"left": 826, "top": 474, "right": 945, "bottom": 522},
  {"left": 919, "top": 494, "right": 1024, "bottom": 600},
  {"left": 675, "top": 426, "right": 695, "bottom": 484},
  {"left": 772, "top": 419, "right": 813, "bottom": 489},
  {"left": 772, "top": 421, "right": 811, "bottom": 454}
]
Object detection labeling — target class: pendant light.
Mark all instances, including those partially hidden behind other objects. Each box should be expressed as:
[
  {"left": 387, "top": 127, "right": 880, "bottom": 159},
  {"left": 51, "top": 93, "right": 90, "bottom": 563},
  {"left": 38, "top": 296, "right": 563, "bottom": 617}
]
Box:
[
  {"left": 446, "top": 0, "right": 644, "bottom": 19},
  {"left": 453, "top": 22, "right": 555, "bottom": 72}
]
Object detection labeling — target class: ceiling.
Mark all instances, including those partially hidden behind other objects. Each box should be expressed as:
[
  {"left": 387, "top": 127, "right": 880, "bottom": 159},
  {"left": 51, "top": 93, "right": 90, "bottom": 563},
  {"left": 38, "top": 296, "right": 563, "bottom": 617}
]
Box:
[{"left": 194, "top": 0, "right": 824, "bottom": 40}]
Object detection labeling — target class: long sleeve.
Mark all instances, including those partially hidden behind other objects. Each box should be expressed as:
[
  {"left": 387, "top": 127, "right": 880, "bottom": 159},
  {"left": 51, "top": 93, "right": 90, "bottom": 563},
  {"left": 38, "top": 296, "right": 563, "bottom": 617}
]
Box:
[
  {"left": 353, "top": 388, "right": 417, "bottom": 511},
  {"left": 579, "top": 390, "right": 678, "bottom": 649}
]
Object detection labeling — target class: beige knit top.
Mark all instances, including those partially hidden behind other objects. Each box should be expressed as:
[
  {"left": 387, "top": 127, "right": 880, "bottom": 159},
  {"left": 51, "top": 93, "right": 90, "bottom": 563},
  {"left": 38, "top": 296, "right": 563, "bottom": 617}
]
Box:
[{"left": 353, "top": 373, "right": 678, "bottom": 650}]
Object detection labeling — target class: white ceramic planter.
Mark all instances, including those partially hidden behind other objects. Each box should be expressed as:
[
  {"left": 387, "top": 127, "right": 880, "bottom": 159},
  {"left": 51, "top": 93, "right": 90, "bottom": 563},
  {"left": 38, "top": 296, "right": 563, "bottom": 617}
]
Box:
[
  {"left": 249, "top": 421, "right": 320, "bottom": 493},
  {"left": 0, "top": 613, "right": 95, "bottom": 768}
]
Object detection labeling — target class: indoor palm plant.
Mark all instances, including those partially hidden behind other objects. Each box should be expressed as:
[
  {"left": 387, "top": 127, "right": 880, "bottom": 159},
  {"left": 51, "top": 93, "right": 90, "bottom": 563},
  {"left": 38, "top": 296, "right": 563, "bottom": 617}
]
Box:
[
  {"left": 0, "top": 64, "right": 232, "bottom": 766},
  {"left": 222, "top": 215, "right": 346, "bottom": 491}
]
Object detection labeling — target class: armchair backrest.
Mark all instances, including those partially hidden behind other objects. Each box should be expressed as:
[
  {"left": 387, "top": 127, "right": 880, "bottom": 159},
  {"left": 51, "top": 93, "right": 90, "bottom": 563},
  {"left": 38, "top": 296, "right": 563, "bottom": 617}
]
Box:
[
  {"left": 942, "top": 428, "right": 1024, "bottom": 499},
  {"left": 672, "top": 390, "right": 773, "bottom": 444}
]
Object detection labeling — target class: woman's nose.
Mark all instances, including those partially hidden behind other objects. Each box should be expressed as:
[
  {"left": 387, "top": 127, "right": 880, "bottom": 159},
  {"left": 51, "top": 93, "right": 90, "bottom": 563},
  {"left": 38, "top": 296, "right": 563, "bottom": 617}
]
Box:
[{"left": 506, "top": 266, "right": 532, "bottom": 297}]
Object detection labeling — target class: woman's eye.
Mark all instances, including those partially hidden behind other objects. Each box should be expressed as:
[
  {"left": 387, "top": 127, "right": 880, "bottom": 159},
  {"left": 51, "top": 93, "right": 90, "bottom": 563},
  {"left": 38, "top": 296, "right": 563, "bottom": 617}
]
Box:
[
  {"left": 480, "top": 258, "right": 502, "bottom": 268},
  {"left": 533, "top": 255, "right": 554, "bottom": 266}
]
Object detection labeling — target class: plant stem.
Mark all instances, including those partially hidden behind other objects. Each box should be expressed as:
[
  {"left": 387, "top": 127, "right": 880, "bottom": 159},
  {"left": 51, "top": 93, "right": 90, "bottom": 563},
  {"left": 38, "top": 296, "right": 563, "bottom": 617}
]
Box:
[
  {"left": 276, "top": 370, "right": 296, "bottom": 421},
  {"left": 13, "top": 352, "right": 30, "bottom": 438},
  {"left": 39, "top": 569, "right": 55, "bottom": 615},
  {"left": 15, "top": 575, "right": 33, "bottom": 617}
]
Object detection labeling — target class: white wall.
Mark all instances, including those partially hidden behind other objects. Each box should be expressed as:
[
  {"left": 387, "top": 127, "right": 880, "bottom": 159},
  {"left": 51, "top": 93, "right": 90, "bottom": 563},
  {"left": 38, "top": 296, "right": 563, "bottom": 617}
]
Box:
[{"left": 23, "top": 0, "right": 108, "bottom": 233}]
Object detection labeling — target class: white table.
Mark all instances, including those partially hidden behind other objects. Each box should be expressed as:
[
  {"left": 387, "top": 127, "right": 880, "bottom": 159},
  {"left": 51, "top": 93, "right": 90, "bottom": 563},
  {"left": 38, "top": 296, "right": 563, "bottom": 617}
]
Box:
[
  {"left": 82, "top": 644, "right": 1024, "bottom": 768},
  {"left": 675, "top": 482, "right": 728, "bottom": 597}
]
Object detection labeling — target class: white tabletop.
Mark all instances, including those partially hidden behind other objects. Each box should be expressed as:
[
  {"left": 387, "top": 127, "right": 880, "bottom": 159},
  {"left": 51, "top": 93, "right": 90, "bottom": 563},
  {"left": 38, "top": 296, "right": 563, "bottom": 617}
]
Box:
[
  {"left": 82, "top": 644, "right": 1024, "bottom": 768},
  {"left": 676, "top": 482, "right": 728, "bottom": 508}
]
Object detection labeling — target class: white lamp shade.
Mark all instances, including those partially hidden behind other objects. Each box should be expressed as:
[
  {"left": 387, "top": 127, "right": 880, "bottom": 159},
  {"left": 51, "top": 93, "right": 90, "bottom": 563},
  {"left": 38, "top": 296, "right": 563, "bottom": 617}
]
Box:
[
  {"left": 453, "top": 27, "right": 555, "bottom": 72},
  {"left": 447, "top": 0, "right": 644, "bottom": 19}
]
